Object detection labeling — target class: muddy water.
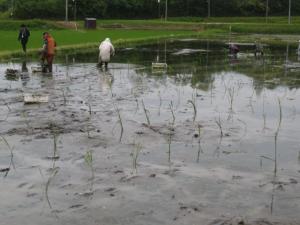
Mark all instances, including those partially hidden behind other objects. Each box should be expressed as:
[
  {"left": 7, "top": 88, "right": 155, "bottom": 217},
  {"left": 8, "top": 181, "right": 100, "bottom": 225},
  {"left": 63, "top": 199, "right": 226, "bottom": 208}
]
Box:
[{"left": 0, "top": 40, "right": 300, "bottom": 225}]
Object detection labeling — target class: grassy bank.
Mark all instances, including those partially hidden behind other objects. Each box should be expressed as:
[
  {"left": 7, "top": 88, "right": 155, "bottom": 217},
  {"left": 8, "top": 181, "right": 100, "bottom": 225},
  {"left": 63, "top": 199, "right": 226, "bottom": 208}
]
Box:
[
  {"left": 0, "top": 29, "right": 200, "bottom": 58},
  {"left": 1, "top": 17, "right": 300, "bottom": 58},
  {"left": 168, "top": 16, "right": 300, "bottom": 24},
  {"left": 96, "top": 18, "right": 300, "bottom": 35}
]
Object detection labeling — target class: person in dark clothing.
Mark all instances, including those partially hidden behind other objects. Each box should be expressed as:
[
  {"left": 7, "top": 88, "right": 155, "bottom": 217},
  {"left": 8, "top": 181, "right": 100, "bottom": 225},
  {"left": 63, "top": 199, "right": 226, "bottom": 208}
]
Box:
[
  {"left": 18, "top": 24, "right": 30, "bottom": 53},
  {"left": 229, "top": 43, "right": 239, "bottom": 55},
  {"left": 254, "top": 41, "right": 264, "bottom": 57}
]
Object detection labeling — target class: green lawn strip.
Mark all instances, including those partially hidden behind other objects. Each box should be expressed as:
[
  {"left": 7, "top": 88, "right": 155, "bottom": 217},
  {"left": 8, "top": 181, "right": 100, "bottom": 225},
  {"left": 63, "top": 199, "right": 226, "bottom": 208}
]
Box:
[
  {"left": 168, "top": 16, "right": 300, "bottom": 24},
  {"left": 0, "top": 29, "right": 198, "bottom": 58},
  {"left": 96, "top": 18, "right": 300, "bottom": 35},
  {"left": 2, "top": 17, "right": 300, "bottom": 59}
]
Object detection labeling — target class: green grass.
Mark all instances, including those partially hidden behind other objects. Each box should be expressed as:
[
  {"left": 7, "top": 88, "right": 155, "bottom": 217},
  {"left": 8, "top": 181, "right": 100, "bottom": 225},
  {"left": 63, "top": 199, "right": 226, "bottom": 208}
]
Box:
[
  {"left": 169, "top": 16, "right": 300, "bottom": 24},
  {"left": 2, "top": 17, "right": 300, "bottom": 58},
  {"left": 96, "top": 16, "right": 300, "bottom": 25},
  {"left": 95, "top": 18, "right": 300, "bottom": 34},
  {"left": 0, "top": 29, "right": 198, "bottom": 56}
]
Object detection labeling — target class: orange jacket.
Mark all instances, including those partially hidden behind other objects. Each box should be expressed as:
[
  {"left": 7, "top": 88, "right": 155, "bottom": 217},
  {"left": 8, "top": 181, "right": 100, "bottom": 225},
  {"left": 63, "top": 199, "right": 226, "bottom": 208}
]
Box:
[{"left": 45, "top": 36, "right": 56, "bottom": 55}]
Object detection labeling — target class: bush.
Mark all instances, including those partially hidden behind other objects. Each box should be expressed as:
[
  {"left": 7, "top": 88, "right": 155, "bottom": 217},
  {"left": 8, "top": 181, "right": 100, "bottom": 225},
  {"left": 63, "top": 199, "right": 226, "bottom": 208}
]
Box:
[{"left": 0, "top": 19, "right": 60, "bottom": 30}]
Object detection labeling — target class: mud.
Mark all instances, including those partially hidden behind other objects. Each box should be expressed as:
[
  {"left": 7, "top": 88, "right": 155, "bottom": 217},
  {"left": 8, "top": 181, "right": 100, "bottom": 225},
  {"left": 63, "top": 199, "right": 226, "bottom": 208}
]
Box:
[{"left": 0, "top": 40, "right": 300, "bottom": 225}]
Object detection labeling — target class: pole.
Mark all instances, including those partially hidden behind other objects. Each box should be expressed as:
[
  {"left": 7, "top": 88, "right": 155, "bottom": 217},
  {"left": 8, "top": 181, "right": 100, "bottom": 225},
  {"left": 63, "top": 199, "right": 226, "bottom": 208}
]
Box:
[
  {"left": 65, "top": 0, "right": 68, "bottom": 22},
  {"left": 165, "top": 0, "right": 168, "bottom": 21},
  {"left": 11, "top": 0, "right": 14, "bottom": 17},
  {"left": 158, "top": 0, "right": 161, "bottom": 19},
  {"left": 288, "top": 0, "right": 291, "bottom": 24},
  {"left": 73, "top": 0, "right": 77, "bottom": 30},
  {"left": 208, "top": 0, "right": 211, "bottom": 18},
  {"left": 265, "top": 0, "right": 269, "bottom": 23}
]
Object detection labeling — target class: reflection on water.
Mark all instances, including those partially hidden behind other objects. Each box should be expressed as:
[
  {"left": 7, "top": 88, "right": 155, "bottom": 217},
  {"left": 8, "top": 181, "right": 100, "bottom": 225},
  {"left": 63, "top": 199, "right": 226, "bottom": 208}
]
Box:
[{"left": 0, "top": 40, "right": 300, "bottom": 223}]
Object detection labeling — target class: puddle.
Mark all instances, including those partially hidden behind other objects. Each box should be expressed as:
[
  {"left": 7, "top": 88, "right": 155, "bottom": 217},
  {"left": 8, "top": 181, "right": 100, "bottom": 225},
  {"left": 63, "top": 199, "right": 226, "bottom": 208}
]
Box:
[{"left": 0, "top": 40, "right": 299, "bottom": 225}]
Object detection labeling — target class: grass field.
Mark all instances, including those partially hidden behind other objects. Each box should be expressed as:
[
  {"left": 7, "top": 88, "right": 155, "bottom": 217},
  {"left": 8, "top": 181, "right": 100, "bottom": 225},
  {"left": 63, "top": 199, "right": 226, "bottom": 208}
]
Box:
[
  {"left": 1, "top": 17, "right": 300, "bottom": 58},
  {"left": 0, "top": 29, "right": 200, "bottom": 59},
  {"left": 95, "top": 18, "right": 300, "bottom": 34},
  {"left": 168, "top": 16, "right": 300, "bottom": 24}
]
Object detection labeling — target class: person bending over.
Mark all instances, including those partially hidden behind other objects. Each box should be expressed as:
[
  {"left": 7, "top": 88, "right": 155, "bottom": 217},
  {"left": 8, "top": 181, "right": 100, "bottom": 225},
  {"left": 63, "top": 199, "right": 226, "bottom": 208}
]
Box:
[
  {"left": 98, "top": 38, "right": 115, "bottom": 70},
  {"left": 41, "top": 32, "right": 56, "bottom": 73}
]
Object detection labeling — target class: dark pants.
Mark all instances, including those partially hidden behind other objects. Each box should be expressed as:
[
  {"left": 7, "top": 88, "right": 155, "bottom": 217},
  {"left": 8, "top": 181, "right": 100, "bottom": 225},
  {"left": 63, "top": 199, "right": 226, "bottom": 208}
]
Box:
[
  {"left": 46, "top": 54, "right": 54, "bottom": 72},
  {"left": 21, "top": 40, "right": 28, "bottom": 52},
  {"left": 42, "top": 54, "right": 54, "bottom": 73},
  {"left": 99, "top": 61, "right": 108, "bottom": 70},
  {"left": 255, "top": 50, "right": 264, "bottom": 57}
]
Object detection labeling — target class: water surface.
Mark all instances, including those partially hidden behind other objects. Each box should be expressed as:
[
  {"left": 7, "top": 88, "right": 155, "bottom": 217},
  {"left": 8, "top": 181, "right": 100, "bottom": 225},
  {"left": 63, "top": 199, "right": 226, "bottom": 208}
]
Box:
[{"left": 0, "top": 40, "right": 300, "bottom": 225}]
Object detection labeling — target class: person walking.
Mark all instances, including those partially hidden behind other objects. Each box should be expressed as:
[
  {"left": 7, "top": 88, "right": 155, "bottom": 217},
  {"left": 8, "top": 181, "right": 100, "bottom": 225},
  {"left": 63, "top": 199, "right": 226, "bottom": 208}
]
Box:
[
  {"left": 18, "top": 24, "right": 30, "bottom": 53},
  {"left": 41, "top": 32, "right": 56, "bottom": 73},
  {"left": 254, "top": 41, "right": 264, "bottom": 57},
  {"left": 229, "top": 43, "right": 239, "bottom": 55},
  {"left": 98, "top": 38, "right": 115, "bottom": 70}
]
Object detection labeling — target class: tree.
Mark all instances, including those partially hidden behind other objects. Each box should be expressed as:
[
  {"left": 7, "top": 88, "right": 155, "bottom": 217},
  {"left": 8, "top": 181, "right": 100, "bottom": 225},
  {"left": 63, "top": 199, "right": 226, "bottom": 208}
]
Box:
[
  {"left": 14, "top": 0, "right": 64, "bottom": 19},
  {"left": 0, "top": 0, "right": 9, "bottom": 11},
  {"left": 76, "top": 0, "right": 106, "bottom": 18},
  {"left": 6, "top": 0, "right": 300, "bottom": 19}
]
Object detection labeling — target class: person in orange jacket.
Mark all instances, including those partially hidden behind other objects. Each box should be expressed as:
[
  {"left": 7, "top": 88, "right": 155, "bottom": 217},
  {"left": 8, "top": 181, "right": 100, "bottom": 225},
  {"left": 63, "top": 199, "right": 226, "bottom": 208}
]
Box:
[{"left": 41, "top": 32, "right": 56, "bottom": 73}]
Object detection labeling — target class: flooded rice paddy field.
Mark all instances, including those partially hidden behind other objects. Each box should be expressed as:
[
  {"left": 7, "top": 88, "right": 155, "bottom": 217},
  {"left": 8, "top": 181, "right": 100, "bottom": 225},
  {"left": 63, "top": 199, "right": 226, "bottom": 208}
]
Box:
[{"left": 0, "top": 40, "right": 300, "bottom": 225}]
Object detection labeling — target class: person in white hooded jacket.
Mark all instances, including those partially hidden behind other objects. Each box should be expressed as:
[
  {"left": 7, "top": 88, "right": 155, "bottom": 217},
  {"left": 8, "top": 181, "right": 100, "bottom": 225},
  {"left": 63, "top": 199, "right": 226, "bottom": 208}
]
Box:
[{"left": 99, "top": 38, "right": 115, "bottom": 69}]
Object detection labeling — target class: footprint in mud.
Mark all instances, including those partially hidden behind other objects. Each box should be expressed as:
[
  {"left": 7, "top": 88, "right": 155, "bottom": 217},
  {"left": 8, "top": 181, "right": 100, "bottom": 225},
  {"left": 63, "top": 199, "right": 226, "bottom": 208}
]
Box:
[
  {"left": 163, "top": 168, "right": 180, "bottom": 176},
  {"left": 232, "top": 175, "right": 243, "bottom": 180},
  {"left": 17, "top": 182, "right": 28, "bottom": 188},
  {"left": 113, "top": 169, "right": 124, "bottom": 174},
  {"left": 26, "top": 193, "right": 38, "bottom": 198},
  {"left": 120, "top": 175, "right": 139, "bottom": 182},
  {"left": 35, "top": 134, "right": 48, "bottom": 139},
  {"left": 173, "top": 202, "right": 203, "bottom": 221},
  {"left": 104, "top": 187, "right": 116, "bottom": 192},
  {"left": 289, "top": 178, "right": 298, "bottom": 184},
  {"left": 69, "top": 204, "right": 84, "bottom": 209},
  {"left": 104, "top": 187, "right": 117, "bottom": 197}
]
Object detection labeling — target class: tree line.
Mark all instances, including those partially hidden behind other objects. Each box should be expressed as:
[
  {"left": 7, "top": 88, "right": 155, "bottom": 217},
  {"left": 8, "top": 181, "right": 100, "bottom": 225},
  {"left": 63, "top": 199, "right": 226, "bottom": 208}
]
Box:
[{"left": 0, "top": 0, "right": 299, "bottom": 19}]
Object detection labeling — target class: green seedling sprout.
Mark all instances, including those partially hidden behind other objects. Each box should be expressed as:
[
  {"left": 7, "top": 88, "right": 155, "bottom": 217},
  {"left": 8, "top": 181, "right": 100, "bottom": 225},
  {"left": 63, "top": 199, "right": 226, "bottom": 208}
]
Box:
[
  {"left": 274, "top": 98, "right": 282, "bottom": 176},
  {"left": 142, "top": 99, "right": 150, "bottom": 125},
  {"left": 227, "top": 87, "right": 235, "bottom": 112},
  {"left": 158, "top": 91, "right": 162, "bottom": 116},
  {"left": 0, "top": 135, "right": 15, "bottom": 177},
  {"left": 196, "top": 123, "right": 204, "bottom": 163},
  {"left": 188, "top": 100, "right": 197, "bottom": 123},
  {"left": 61, "top": 89, "right": 67, "bottom": 105},
  {"left": 131, "top": 142, "right": 142, "bottom": 174},
  {"left": 85, "top": 150, "right": 94, "bottom": 192},
  {"left": 45, "top": 167, "right": 59, "bottom": 216},
  {"left": 114, "top": 103, "right": 124, "bottom": 142},
  {"left": 167, "top": 133, "right": 172, "bottom": 168},
  {"left": 214, "top": 116, "right": 224, "bottom": 157},
  {"left": 260, "top": 98, "right": 282, "bottom": 177},
  {"left": 169, "top": 101, "right": 175, "bottom": 126}
]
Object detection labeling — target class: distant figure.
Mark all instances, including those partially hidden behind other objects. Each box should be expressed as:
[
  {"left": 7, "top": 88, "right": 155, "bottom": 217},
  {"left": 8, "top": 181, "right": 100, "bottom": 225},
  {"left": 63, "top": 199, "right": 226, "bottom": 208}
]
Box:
[
  {"left": 229, "top": 43, "right": 239, "bottom": 55},
  {"left": 254, "top": 41, "right": 264, "bottom": 57},
  {"left": 98, "top": 38, "right": 115, "bottom": 70},
  {"left": 41, "top": 32, "right": 56, "bottom": 73},
  {"left": 18, "top": 24, "right": 30, "bottom": 53}
]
